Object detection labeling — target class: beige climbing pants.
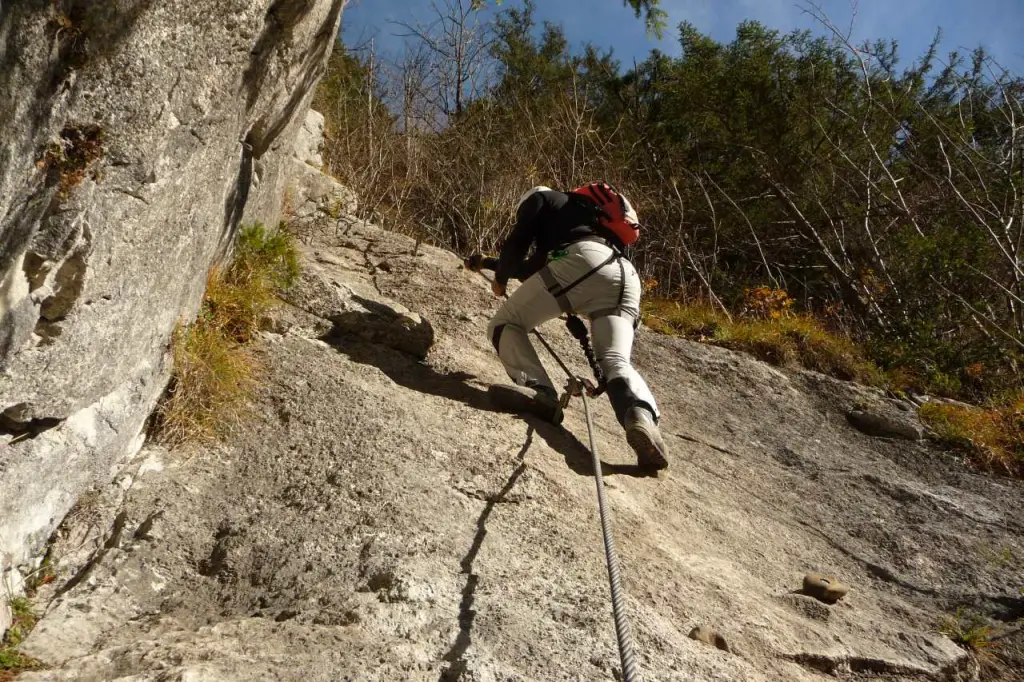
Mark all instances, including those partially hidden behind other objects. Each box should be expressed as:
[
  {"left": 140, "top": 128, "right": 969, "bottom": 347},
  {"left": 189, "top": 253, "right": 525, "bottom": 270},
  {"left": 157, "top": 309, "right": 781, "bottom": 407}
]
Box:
[{"left": 487, "top": 240, "right": 660, "bottom": 421}]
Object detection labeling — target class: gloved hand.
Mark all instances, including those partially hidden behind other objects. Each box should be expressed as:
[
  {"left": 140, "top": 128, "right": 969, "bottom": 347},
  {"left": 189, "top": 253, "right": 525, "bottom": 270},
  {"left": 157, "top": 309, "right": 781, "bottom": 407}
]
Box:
[{"left": 464, "top": 254, "right": 499, "bottom": 272}]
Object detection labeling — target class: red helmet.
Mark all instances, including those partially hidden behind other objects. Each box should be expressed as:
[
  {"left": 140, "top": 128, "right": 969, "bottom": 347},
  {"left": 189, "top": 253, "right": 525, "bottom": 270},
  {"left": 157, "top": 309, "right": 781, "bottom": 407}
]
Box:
[{"left": 570, "top": 182, "right": 640, "bottom": 246}]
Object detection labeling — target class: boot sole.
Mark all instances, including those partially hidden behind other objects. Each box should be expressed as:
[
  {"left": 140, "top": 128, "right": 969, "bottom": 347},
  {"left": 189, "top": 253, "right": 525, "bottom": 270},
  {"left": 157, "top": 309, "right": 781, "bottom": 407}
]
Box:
[{"left": 626, "top": 424, "right": 669, "bottom": 471}]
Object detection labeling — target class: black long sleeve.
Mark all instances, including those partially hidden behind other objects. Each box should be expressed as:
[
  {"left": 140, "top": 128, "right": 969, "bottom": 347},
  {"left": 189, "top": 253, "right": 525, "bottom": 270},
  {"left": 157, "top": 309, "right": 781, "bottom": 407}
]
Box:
[
  {"left": 494, "top": 192, "right": 544, "bottom": 286},
  {"left": 514, "top": 250, "right": 548, "bottom": 281},
  {"left": 493, "top": 189, "right": 604, "bottom": 284},
  {"left": 471, "top": 253, "right": 543, "bottom": 281}
]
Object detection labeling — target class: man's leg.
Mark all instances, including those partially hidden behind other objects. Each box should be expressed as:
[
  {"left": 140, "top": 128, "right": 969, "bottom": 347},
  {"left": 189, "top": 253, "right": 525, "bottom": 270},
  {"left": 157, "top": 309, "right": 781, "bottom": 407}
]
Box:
[
  {"left": 591, "top": 314, "right": 669, "bottom": 470},
  {"left": 561, "top": 248, "right": 668, "bottom": 471},
  {"left": 590, "top": 314, "right": 660, "bottom": 423},
  {"left": 486, "top": 273, "right": 564, "bottom": 421}
]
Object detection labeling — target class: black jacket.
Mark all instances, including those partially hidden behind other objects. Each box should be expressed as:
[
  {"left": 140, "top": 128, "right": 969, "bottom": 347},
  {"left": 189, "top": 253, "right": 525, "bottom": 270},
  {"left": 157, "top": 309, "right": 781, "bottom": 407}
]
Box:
[{"left": 495, "top": 190, "right": 613, "bottom": 286}]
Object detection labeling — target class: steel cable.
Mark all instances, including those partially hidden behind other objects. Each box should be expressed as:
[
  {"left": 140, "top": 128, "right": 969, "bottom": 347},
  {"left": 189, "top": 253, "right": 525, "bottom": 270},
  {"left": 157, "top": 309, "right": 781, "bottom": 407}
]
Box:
[
  {"left": 580, "top": 389, "right": 641, "bottom": 682},
  {"left": 471, "top": 261, "right": 640, "bottom": 680}
]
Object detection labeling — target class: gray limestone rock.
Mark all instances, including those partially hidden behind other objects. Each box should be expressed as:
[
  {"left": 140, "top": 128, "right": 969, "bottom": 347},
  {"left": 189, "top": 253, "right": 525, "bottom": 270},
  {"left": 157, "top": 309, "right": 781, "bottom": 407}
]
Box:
[
  {"left": 293, "top": 109, "right": 326, "bottom": 168},
  {"left": 847, "top": 408, "right": 925, "bottom": 441},
  {"left": 17, "top": 218, "right": 1016, "bottom": 681},
  {"left": 326, "top": 305, "right": 435, "bottom": 360},
  {"left": 287, "top": 157, "right": 359, "bottom": 221},
  {"left": 0, "top": 0, "right": 345, "bottom": 600}
]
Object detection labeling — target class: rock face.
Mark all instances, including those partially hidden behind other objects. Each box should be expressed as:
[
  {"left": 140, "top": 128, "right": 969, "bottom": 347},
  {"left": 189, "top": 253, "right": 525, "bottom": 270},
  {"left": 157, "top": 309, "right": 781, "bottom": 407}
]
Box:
[
  {"left": 293, "top": 108, "right": 326, "bottom": 168},
  {"left": 0, "top": 0, "right": 345, "bottom": 611},
  {"left": 847, "top": 407, "right": 925, "bottom": 441},
  {"left": 16, "top": 210, "right": 1023, "bottom": 680}
]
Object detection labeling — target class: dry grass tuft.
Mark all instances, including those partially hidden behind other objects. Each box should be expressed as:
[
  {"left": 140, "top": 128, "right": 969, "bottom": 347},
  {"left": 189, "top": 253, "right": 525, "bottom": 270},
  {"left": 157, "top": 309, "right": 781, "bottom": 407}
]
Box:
[
  {"left": 920, "top": 400, "right": 1024, "bottom": 477},
  {"left": 153, "top": 223, "right": 298, "bottom": 444},
  {"left": 155, "top": 317, "right": 258, "bottom": 444},
  {"left": 642, "top": 298, "right": 882, "bottom": 386}
]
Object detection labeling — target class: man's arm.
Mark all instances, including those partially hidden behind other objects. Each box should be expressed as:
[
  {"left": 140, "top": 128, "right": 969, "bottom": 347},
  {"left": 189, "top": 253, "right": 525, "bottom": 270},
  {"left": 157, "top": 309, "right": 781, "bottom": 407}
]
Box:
[
  {"left": 514, "top": 250, "right": 548, "bottom": 281},
  {"left": 464, "top": 252, "right": 543, "bottom": 281},
  {"left": 494, "top": 192, "right": 544, "bottom": 286}
]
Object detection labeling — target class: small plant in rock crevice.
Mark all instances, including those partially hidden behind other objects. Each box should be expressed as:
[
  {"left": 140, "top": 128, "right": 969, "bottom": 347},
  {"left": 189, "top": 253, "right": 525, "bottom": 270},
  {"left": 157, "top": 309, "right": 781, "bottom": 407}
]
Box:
[
  {"left": 40, "top": 123, "right": 105, "bottom": 197},
  {"left": 0, "top": 596, "right": 43, "bottom": 677},
  {"left": 939, "top": 608, "right": 1000, "bottom": 655},
  {"left": 23, "top": 552, "right": 57, "bottom": 597},
  {"left": 153, "top": 223, "right": 299, "bottom": 444}
]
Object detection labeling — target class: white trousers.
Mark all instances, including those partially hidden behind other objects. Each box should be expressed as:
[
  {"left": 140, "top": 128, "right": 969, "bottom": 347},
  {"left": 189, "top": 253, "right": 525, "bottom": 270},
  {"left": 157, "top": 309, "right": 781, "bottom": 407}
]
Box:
[{"left": 487, "top": 241, "right": 660, "bottom": 421}]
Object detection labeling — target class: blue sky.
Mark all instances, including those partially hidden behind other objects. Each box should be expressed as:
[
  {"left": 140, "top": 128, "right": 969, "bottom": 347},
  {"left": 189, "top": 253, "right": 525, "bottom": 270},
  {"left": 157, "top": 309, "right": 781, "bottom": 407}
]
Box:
[{"left": 341, "top": 0, "right": 1024, "bottom": 76}]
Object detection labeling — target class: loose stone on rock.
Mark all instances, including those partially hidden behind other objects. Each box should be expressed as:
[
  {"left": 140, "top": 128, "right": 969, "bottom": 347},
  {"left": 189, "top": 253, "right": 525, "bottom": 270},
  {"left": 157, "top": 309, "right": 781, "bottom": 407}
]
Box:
[
  {"left": 688, "top": 625, "right": 732, "bottom": 653},
  {"left": 846, "top": 409, "right": 924, "bottom": 441},
  {"left": 802, "top": 572, "right": 850, "bottom": 604}
]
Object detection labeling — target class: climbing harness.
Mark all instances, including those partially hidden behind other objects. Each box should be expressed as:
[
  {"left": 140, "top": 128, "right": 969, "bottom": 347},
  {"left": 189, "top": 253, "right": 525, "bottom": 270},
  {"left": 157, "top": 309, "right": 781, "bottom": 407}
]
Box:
[
  {"left": 464, "top": 249, "right": 613, "bottom": 396},
  {"left": 463, "top": 255, "right": 642, "bottom": 682},
  {"left": 537, "top": 237, "right": 625, "bottom": 321}
]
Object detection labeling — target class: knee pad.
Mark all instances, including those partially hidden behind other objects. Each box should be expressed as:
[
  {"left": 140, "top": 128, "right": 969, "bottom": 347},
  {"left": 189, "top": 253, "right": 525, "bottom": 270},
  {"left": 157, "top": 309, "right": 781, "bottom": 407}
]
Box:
[{"left": 490, "top": 323, "right": 506, "bottom": 353}]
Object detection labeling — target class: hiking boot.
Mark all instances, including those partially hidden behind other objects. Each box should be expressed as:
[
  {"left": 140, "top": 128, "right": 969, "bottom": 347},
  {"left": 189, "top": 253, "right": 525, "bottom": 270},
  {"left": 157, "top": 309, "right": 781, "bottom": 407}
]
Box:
[
  {"left": 488, "top": 383, "right": 564, "bottom": 425},
  {"left": 625, "top": 406, "right": 668, "bottom": 471}
]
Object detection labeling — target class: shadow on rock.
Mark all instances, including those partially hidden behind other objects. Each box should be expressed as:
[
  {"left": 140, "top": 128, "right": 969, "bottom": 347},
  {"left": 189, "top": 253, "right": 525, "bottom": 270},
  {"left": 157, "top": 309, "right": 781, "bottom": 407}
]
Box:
[
  {"left": 319, "top": 303, "right": 643, "bottom": 477},
  {"left": 529, "top": 416, "right": 655, "bottom": 480},
  {"left": 318, "top": 321, "right": 649, "bottom": 479},
  {"left": 319, "top": 331, "right": 498, "bottom": 415},
  {"left": 327, "top": 294, "right": 435, "bottom": 360},
  {"left": 440, "top": 427, "right": 533, "bottom": 681}
]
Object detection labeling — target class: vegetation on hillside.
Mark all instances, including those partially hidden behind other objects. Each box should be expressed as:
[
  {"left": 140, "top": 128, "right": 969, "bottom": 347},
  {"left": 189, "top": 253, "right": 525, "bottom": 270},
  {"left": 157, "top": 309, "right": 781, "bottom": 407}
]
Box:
[
  {"left": 315, "top": 0, "right": 1024, "bottom": 473},
  {"left": 643, "top": 287, "right": 883, "bottom": 386},
  {"left": 921, "top": 400, "right": 1024, "bottom": 477}
]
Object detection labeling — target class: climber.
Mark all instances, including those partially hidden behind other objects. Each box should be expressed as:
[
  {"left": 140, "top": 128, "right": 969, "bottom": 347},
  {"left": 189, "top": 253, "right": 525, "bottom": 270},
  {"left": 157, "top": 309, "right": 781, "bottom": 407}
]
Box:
[{"left": 479, "top": 183, "right": 668, "bottom": 471}]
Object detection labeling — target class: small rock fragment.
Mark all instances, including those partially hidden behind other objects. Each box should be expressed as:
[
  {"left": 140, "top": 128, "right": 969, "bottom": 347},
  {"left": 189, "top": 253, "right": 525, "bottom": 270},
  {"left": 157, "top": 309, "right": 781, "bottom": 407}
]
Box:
[
  {"left": 802, "top": 573, "right": 850, "bottom": 604},
  {"left": 846, "top": 409, "right": 924, "bottom": 441},
  {"left": 259, "top": 310, "right": 294, "bottom": 335},
  {"left": 315, "top": 252, "right": 344, "bottom": 267},
  {"left": 326, "top": 306, "right": 434, "bottom": 359},
  {"left": 688, "top": 625, "right": 731, "bottom": 652}
]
